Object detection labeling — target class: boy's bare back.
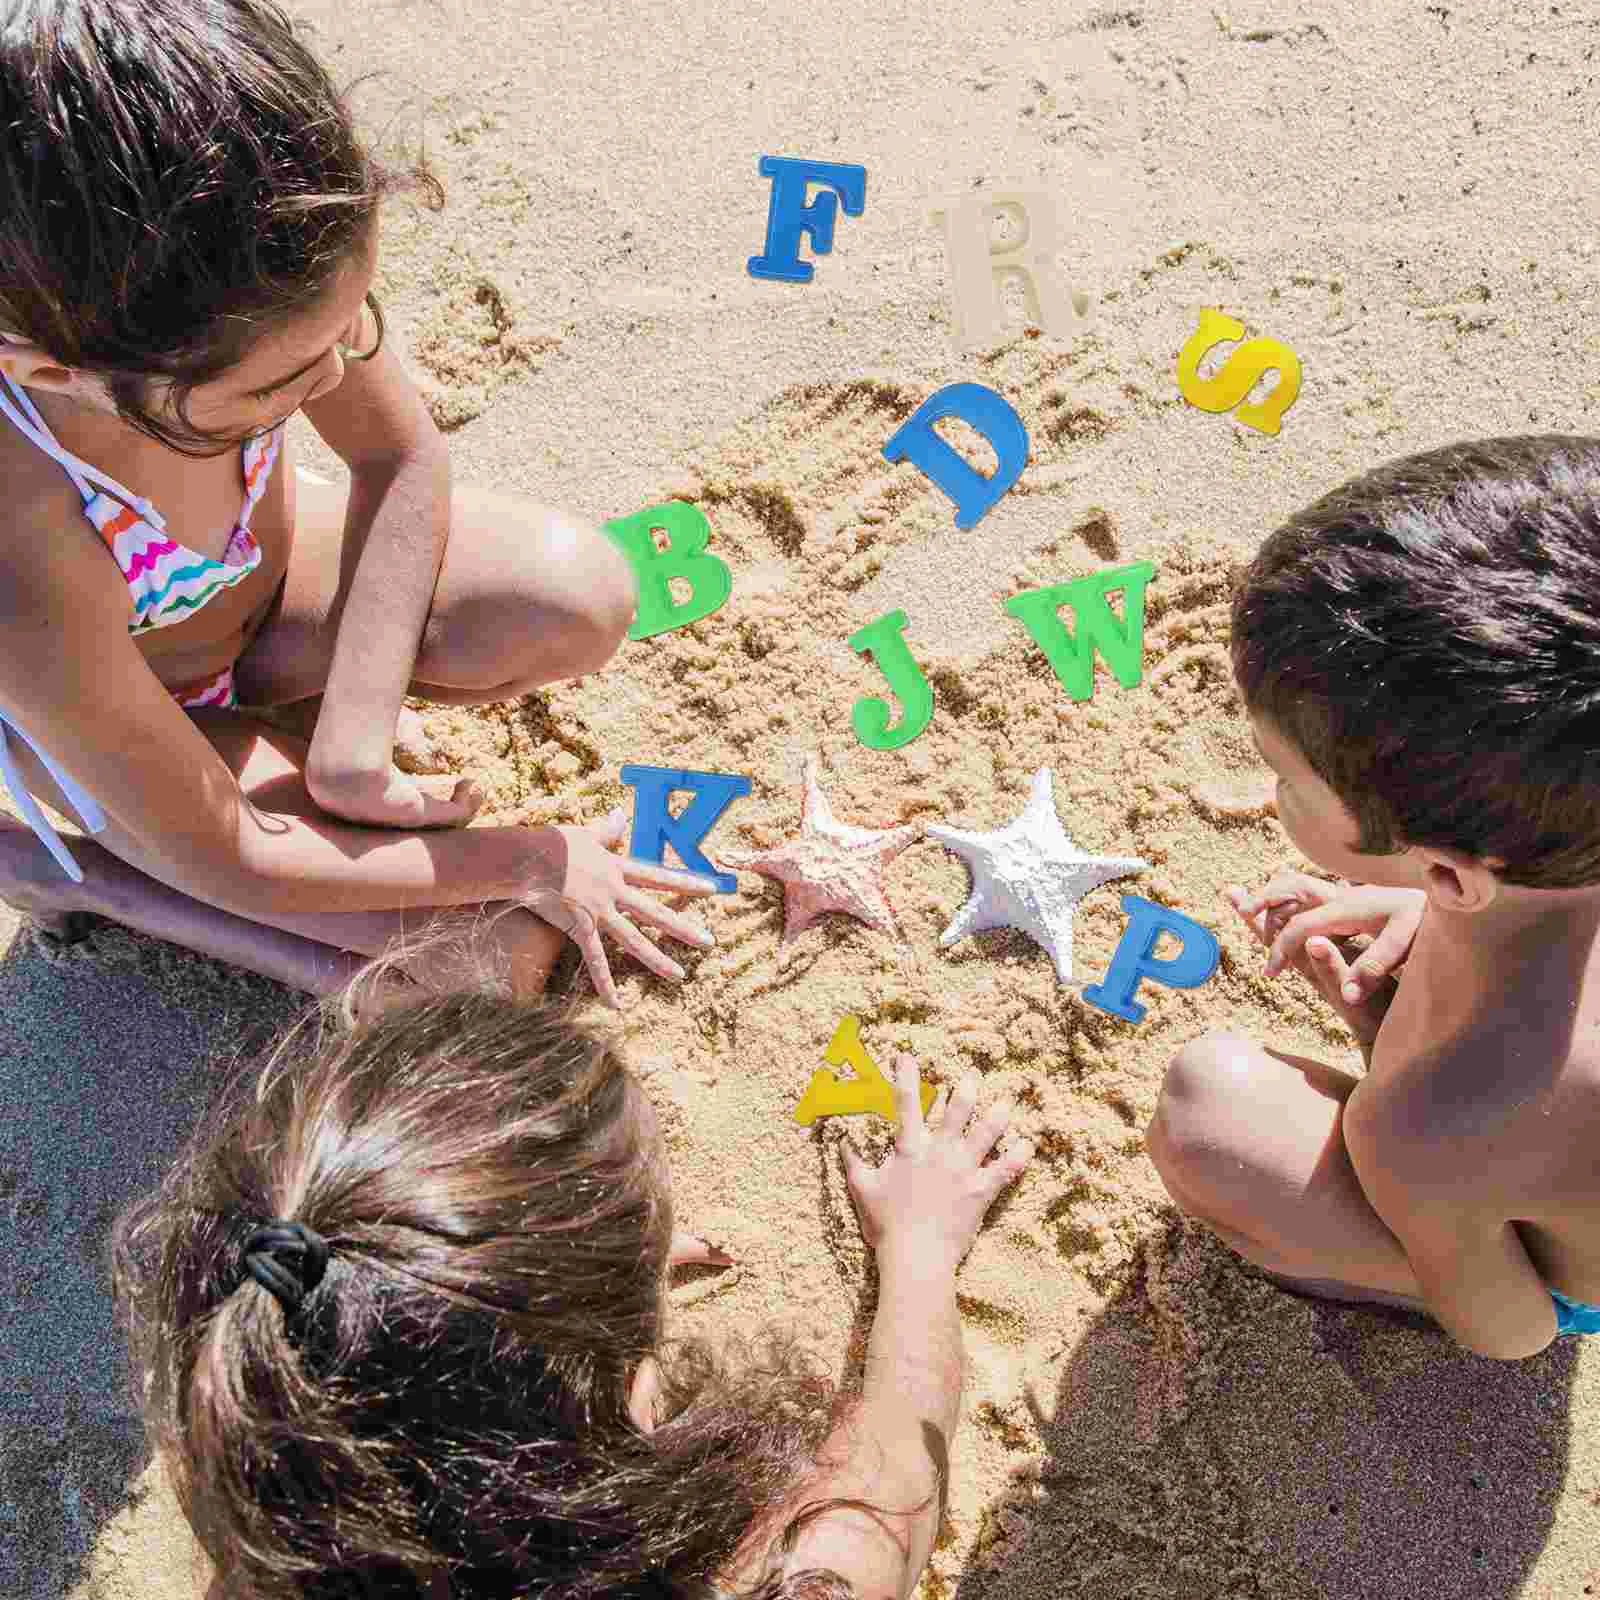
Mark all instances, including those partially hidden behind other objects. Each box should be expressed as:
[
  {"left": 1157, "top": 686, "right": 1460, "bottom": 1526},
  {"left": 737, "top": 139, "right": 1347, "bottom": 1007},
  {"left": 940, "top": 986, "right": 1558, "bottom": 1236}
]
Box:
[{"left": 1351, "top": 893, "right": 1600, "bottom": 1315}]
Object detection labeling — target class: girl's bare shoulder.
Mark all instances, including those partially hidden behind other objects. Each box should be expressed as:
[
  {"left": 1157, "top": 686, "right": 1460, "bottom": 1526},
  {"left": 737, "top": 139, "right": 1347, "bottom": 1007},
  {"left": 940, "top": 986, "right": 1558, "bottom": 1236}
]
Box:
[{"left": 0, "top": 415, "right": 129, "bottom": 627}]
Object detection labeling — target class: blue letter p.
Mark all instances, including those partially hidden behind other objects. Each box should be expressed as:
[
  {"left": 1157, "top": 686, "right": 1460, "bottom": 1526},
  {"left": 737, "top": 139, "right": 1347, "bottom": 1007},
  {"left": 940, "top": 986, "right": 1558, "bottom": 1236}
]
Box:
[{"left": 1082, "top": 895, "right": 1221, "bottom": 1023}]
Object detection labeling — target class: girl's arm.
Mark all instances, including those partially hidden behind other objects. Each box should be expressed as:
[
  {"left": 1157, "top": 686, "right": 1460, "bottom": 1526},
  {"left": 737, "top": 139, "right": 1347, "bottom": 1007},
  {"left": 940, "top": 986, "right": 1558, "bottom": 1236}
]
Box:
[
  {"left": 771, "top": 1258, "right": 963, "bottom": 1600},
  {"left": 722, "top": 1063, "right": 1032, "bottom": 1600},
  {"left": 0, "top": 552, "right": 667, "bottom": 922},
  {"left": 298, "top": 319, "right": 461, "bottom": 827}
]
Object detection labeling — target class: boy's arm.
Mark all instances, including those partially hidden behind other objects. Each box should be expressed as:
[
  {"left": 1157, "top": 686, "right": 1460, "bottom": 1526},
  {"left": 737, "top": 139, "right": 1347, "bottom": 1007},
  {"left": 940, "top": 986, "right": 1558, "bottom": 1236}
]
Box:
[
  {"left": 1345, "top": 1105, "right": 1558, "bottom": 1359},
  {"left": 299, "top": 322, "right": 459, "bottom": 827}
]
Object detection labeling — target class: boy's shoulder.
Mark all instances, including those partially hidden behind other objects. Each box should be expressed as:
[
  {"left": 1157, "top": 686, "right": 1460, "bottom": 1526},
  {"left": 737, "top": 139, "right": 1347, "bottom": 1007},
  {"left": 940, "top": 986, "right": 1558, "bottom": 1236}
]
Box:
[{"left": 1350, "top": 1002, "right": 1600, "bottom": 1204}]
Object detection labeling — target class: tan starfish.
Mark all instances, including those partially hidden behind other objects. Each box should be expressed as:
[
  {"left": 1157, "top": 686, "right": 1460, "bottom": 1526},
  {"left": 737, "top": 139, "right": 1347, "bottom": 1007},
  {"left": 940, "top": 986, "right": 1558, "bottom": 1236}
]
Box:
[{"left": 727, "top": 754, "right": 922, "bottom": 941}]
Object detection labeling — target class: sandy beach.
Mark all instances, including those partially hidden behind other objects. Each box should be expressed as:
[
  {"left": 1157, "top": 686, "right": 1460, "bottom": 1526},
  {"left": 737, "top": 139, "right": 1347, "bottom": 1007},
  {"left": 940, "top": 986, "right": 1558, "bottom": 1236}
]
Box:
[{"left": 5, "top": 1, "right": 1600, "bottom": 1595}]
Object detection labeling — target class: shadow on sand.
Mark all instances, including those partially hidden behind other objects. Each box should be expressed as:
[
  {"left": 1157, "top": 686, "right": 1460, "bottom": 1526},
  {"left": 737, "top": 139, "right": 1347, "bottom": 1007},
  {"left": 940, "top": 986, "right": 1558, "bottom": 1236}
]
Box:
[
  {"left": 956, "top": 1214, "right": 1578, "bottom": 1600},
  {"left": 0, "top": 927, "right": 306, "bottom": 1599}
]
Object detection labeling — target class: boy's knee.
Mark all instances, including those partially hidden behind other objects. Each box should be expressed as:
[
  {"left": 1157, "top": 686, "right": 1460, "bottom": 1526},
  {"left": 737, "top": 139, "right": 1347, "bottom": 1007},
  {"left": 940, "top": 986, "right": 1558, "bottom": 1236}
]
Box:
[{"left": 1147, "top": 1031, "right": 1261, "bottom": 1197}]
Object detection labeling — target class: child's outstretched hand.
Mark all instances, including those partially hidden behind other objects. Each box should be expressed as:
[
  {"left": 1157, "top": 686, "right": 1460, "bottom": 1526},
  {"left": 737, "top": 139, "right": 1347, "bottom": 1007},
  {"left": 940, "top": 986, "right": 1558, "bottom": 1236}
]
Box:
[
  {"left": 843, "top": 1056, "right": 1033, "bottom": 1279},
  {"left": 522, "top": 806, "right": 719, "bottom": 1009},
  {"left": 1226, "top": 869, "right": 1425, "bottom": 1045}
]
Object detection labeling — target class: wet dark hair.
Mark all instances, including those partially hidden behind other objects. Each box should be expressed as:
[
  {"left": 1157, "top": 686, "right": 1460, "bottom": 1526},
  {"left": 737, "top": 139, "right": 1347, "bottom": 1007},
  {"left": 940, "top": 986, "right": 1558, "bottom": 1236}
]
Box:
[
  {"left": 113, "top": 966, "right": 875, "bottom": 1600},
  {"left": 1232, "top": 434, "right": 1600, "bottom": 889},
  {"left": 0, "top": 0, "right": 441, "bottom": 455}
]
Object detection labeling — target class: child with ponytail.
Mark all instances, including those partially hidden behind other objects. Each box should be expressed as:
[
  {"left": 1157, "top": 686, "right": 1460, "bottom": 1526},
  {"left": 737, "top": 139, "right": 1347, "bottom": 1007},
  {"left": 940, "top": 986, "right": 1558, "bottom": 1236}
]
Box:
[{"left": 113, "top": 960, "right": 1034, "bottom": 1598}]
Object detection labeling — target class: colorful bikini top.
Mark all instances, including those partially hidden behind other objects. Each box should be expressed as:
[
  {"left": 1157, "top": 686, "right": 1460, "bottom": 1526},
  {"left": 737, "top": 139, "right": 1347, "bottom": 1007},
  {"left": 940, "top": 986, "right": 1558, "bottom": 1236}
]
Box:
[{"left": 0, "top": 370, "right": 281, "bottom": 633}]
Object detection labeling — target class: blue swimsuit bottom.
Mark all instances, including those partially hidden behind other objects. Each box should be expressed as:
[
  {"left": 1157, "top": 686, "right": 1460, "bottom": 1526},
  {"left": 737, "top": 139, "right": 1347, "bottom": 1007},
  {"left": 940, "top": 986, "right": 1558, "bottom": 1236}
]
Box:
[{"left": 1551, "top": 1288, "right": 1600, "bottom": 1336}]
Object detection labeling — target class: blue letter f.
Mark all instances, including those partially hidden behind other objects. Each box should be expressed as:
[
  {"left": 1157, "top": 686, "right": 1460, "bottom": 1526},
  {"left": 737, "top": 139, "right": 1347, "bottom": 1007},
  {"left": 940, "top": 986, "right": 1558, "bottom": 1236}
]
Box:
[{"left": 747, "top": 155, "right": 868, "bottom": 283}]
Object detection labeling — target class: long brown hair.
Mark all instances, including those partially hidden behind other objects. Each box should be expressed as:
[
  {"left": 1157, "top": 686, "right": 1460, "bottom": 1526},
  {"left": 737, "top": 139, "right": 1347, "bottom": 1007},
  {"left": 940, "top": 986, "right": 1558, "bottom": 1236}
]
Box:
[
  {"left": 112, "top": 966, "right": 864, "bottom": 1599},
  {"left": 1232, "top": 434, "right": 1600, "bottom": 888},
  {"left": 0, "top": 0, "right": 438, "bottom": 455}
]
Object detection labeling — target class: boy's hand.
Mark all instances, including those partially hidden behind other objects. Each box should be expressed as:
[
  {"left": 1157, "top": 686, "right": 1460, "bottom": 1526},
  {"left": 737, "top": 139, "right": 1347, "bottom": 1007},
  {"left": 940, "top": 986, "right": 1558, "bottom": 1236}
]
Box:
[
  {"left": 1226, "top": 874, "right": 1425, "bottom": 1045},
  {"left": 842, "top": 1055, "right": 1033, "bottom": 1279}
]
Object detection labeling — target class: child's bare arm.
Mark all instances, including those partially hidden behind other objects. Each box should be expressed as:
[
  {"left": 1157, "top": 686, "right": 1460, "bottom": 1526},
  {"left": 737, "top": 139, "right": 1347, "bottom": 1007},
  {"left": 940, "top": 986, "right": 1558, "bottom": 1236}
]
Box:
[
  {"left": 0, "top": 557, "right": 710, "bottom": 949},
  {"left": 724, "top": 1062, "right": 1032, "bottom": 1599},
  {"left": 299, "top": 318, "right": 460, "bottom": 828},
  {"left": 774, "top": 1256, "right": 964, "bottom": 1600},
  {"left": 1345, "top": 1093, "right": 1558, "bottom": 1358}
]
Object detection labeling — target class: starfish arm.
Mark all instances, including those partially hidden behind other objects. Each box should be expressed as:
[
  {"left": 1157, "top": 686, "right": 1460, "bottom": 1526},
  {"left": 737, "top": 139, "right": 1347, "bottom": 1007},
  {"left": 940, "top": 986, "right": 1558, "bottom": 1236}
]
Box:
[
  {"left": 801, "top": 758, "right": 840, "bottom": 833},
  {"left": 938, "top": 893, "right": 990, "bottom": 947},
  {"left": 780, "top": 882, "right": 835, "bottom": 941},
  {"left": 1080, "top": 857, "right": 1149, "bottom": 891},
  {"left": 926, "top": 824, "right": 991, "bottom": 864},
  {"left": 1016, "top": 902, "right": 1077, "bottom": 982},
  {"left": 1022, "top": 766, "right": 1060, "bottom": 826},
  {"left": 865, "top": 820, "right": 924, "bottom": 865}
]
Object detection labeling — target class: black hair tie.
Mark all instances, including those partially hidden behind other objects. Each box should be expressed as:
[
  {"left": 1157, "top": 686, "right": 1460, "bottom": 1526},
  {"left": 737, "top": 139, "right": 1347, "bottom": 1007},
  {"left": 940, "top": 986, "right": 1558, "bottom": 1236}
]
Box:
[{"left": 242, "top": 1221, "right": 330, "bottom": 1313}]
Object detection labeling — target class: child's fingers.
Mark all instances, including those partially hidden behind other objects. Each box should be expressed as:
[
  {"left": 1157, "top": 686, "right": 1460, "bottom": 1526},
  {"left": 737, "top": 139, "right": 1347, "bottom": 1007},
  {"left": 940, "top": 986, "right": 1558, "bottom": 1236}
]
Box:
[
  {"left": 594, "top": 805, "right": 631, "bottom": 848},
  {"left": 985, "top": 1138, "right": 1036, "bottom": 1196},
  {"left": 1234, "top": 870, "right": 1335, "bottom": 920},
  {"left": 1345, "top": 916, "right": 1417, "bottom": 988},
  {"left": 941, "top": 1071, "right": 980, "bottom": 1139},
  {"left": 1306, "top": 936, "right": 1358, "bottom": 1002},
  {"left": 602, "top": 914, "right": 685, "bottom": 984},
  {"left": 570, "top": 922, "right": 622, "bottom": 1009},
  {"left": 668, "top": 1230, "right": 734, "bottom": 1268},
  {"left": 1223, "top": 889, "right": 1274, "bottom": 947},
  {"left": 1264, "top": 902, "right": 1370, "bottom": 977},
  {"left": 620, "top": 859, "right": 722, "bottom": 898},
  {"left": 840, "top": 1138, "right": 876, "bottom": 1218},
  {"left": 617, "top": 888, "right": 716, "bottom": 950},
  {"left": 964, "top": 1095, "right": 1016, "bottom": 1162},
  {"left": 891, "top": 1055, "right": 930, "bottom": 1151}
]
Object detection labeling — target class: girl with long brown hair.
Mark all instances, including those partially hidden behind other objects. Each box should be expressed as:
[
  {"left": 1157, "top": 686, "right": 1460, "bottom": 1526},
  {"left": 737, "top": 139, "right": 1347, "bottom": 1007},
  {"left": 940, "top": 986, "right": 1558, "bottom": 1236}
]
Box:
[
  {"left": 113, "top": 960, "right": 1034, "bottom": 1598},
  {"left": 0, "top": 0, "right": 710, "bottom": 1006}
]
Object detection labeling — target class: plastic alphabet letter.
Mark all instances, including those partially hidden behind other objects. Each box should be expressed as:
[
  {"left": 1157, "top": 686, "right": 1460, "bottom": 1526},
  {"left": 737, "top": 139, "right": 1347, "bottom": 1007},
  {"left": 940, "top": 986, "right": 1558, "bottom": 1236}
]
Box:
[
  {"left": 848, "top": 609, "right": 935, "bottom": 750},
  {"left": 1176, "top": 307, "right": 1302, "bottom": 436},
  {"left": 928, "top": 189, "right": 1091, "bottom": 348},
  {"left": 603, "top": 501, "right": 733, "bottom": 641},
  {"left": 1003, "top": 560, "right": 1156, "bottom": 702},
  {"left": 747, "top": 155, "right": 868, "bottom": 283},
  {"left": 881, "top": 382, "right": 1029, "bottom": 530},
  {"left": 793, "top": 1015, "right": 938, "bottom": 1125},
  {"left": 1082, "top": 895, "right": 1221, "bottom": 1024},
  {"left": 619, "top": 765, "right": 753, "bottom": 894}
]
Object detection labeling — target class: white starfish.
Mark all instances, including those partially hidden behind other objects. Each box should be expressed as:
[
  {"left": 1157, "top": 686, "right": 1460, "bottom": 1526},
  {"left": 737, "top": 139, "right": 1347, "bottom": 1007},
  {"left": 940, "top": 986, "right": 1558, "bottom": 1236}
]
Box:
[{"left": 928, "top": 766, "right": 1147, "bottom": 983}]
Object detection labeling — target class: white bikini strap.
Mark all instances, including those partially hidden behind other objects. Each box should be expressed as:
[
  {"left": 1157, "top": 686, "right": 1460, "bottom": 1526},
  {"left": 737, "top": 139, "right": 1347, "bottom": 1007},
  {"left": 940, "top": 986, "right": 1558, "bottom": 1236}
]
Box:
[
  {"left": 0, "top": 720, "right": 96, "bottom": 883},
  {"left": 0, "top": 370, "right": 169, "bottom": 533}
]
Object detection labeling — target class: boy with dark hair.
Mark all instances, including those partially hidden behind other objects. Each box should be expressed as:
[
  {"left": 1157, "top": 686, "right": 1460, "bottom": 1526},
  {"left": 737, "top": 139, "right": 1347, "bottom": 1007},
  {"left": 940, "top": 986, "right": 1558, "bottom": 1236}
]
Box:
[{"left": 1148, "top": 435, "right": 1600, "bottom": 1359}]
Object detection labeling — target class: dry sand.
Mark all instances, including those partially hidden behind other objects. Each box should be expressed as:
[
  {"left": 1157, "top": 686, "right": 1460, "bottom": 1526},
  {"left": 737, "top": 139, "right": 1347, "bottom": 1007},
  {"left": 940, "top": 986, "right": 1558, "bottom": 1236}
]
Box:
[{"left": 4, "top": 0, "right": 1599, "bottom": 1595}]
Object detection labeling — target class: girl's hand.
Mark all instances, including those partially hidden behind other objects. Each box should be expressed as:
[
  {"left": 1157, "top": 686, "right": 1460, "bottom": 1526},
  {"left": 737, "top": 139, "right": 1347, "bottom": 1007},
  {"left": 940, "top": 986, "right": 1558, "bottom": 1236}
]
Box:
[
  {"left": 1225, "top": 874, "right": 1425, "bottom": 1045},
  {"left": 670, "top": 1230, "right": 735, "bottom": 1269},
  {"left": 522, "top": 807, "right": 719, "bottom": 1009},
  {"left": 305, "top": 761, "right": 485, "bottom": 830},
  {"left": 842, "top": 1055, "right": 1033, "bottom": 1280}
]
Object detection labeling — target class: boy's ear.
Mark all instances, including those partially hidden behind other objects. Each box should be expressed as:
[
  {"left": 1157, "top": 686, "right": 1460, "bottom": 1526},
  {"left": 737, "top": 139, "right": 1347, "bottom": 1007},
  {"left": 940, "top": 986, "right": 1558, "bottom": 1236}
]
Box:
[{"left": 1414, "top": 845, "right": 1504, "bottom": 913}]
